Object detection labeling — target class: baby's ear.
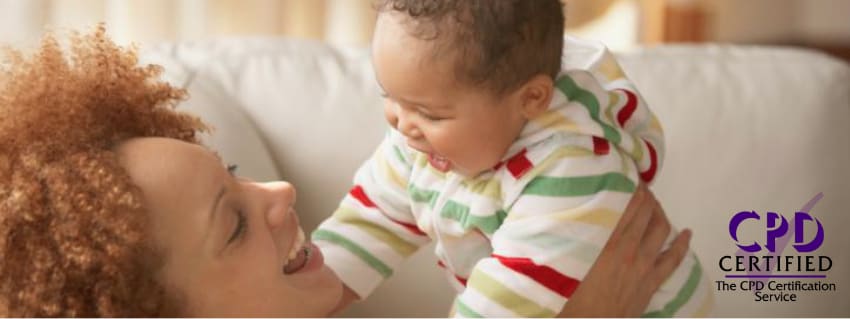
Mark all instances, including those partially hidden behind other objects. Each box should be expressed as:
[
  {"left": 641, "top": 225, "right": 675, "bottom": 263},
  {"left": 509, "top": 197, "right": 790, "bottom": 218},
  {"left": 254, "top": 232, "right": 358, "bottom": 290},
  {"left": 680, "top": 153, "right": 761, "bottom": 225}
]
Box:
[{"left": 518, "top": 74, "right": 554, "bottom": 119}]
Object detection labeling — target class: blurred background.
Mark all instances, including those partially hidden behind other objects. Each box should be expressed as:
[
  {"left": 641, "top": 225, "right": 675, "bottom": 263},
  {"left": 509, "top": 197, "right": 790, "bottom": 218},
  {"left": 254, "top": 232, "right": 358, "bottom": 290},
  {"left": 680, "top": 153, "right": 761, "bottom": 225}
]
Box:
[
  {"left": 1, "top": 1, "right": 848, "bottom": 317},
  {"left": 1, "top": 0, "right": 849, "bottom": 62}
]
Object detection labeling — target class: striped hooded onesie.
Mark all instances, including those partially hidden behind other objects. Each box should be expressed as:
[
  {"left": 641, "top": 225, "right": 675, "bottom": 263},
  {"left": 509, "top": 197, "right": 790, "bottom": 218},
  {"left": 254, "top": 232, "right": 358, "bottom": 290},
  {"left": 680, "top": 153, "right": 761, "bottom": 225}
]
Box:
[{"left": 313, "top": 36, "right": 713, "bottom": 317}]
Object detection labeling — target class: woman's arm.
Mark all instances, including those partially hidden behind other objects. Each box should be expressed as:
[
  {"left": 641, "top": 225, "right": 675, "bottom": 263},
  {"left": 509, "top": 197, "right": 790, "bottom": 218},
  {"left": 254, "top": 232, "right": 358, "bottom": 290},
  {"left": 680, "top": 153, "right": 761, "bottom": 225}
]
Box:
[{"left": 558, "top": 184, "right": 691, "bottom": 317}]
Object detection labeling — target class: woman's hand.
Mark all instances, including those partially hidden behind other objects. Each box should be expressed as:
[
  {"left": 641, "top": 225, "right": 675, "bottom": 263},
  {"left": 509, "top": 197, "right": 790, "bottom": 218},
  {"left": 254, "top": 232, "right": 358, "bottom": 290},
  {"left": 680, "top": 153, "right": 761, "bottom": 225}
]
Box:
[{"left": 558, "top": 184, "right": 691, "bottom": 317}]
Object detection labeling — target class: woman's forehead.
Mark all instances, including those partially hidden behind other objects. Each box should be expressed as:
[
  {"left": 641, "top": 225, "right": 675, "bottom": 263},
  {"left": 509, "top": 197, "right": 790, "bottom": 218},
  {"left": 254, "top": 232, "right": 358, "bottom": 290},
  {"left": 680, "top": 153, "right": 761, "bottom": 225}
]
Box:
[{"left": 115, "top": 137, "right": 223, "bottom": 240}]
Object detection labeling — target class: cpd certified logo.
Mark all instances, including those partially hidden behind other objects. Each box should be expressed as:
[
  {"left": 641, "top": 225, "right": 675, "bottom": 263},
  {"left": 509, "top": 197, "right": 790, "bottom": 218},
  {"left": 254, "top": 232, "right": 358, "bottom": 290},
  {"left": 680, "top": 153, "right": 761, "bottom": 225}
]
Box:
[{"left": 715, "top": 193, "right": 836, "bottom": 302}]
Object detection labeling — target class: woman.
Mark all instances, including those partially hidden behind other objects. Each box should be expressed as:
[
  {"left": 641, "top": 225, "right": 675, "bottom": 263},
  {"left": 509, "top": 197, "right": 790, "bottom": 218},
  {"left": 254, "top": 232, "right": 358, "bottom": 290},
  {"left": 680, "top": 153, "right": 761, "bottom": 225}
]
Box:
[{"left": 0, "top": 27, "right": 690, "bottom": 317}]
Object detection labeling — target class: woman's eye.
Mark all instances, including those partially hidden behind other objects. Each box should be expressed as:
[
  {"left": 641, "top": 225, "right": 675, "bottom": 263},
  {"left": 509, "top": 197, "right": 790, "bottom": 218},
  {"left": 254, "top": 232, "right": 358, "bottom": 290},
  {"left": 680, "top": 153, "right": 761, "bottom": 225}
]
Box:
[{"left": 227, "top": 210, "right": 247, "bottom": 244}]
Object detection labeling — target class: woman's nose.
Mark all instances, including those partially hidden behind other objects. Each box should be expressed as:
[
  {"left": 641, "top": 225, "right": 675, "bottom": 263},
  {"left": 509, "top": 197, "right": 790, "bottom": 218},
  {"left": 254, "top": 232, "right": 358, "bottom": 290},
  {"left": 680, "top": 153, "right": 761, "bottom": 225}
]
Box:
[{"left": 260, "top": 181, "right": 296, "bottom": 229}]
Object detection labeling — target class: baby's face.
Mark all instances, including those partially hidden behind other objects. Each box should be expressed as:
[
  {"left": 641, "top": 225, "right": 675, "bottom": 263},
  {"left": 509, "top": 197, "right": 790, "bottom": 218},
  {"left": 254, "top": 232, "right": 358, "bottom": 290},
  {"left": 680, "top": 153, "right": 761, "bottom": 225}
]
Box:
[{"left": 372, "top": 13, "right": 530, "bottom": 177}]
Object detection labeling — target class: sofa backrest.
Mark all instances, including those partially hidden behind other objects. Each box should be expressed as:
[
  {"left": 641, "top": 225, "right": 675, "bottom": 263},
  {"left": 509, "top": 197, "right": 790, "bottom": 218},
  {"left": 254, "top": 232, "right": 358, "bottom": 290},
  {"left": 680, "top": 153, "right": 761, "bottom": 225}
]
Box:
[{"left": 143, "top": 38, "right": 850, "bottom": 317}]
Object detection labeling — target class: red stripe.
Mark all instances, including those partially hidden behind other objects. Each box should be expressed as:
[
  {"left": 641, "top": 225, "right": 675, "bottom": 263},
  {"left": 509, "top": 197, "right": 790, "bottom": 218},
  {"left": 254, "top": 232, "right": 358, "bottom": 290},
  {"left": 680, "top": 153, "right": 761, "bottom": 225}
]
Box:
[
  {"left": 639, "top": 140, "right": 658, "bottom": 182},
  {"left": 349, "top": 185, "right": 426, "bottom": 236},
  {"left": 592, "top": 136, "right": 610, "bottom": 155},
  {"left": 437, "top": 261, "right": 468, "bottom": 286},
  {"left": 350, "top": 185, "right": 376, "bottom": 208},
  {"left": 616, "top": 89, "right": 638, "bottom": 127},
  {"left": 493, "top": 254, "right": 580, "bottom": 298},
  {"left": 456, "top": 275, "right": 468, "bottom": 286},
  {"left": 506, "top": 148, "right": 533, "bottom": 179}
]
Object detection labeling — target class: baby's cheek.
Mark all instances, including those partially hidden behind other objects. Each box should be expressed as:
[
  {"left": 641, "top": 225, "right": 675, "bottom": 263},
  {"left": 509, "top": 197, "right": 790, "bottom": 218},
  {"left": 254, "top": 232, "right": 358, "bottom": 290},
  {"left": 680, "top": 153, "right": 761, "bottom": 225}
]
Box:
[{"left": 382, "top": 102, "right": 398, "bottom": 128}]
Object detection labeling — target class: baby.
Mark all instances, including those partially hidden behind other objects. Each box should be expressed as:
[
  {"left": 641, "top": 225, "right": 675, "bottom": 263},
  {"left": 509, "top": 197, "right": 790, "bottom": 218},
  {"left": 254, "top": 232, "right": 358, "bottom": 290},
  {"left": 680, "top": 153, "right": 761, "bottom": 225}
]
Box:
[{"left": 313, "top": 0, "right": 712, "bottom": 317}]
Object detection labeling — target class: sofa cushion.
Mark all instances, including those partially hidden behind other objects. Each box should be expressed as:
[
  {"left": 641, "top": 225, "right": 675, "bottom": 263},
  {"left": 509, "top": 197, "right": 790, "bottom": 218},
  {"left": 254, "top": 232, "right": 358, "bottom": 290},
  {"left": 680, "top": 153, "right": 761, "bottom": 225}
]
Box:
[{"left": 142, "top": 38, "right": 850, "bottom": 317}]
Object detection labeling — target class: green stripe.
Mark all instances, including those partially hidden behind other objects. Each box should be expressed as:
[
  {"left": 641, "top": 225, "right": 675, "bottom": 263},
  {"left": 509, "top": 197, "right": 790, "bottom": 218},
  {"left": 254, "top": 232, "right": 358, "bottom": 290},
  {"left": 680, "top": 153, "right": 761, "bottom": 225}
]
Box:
[
  {"left": 408, "top": 184, "right": 438, "bottom": 207},
  {"left": 334, "top": 207, "right": 418, "bottom": 257},
  {"left": 642, "top": 257, "right": 703, "bottom": 317},
  {"left": 523, "top": 172, "right": 636, "bottom": 197},
  {"left": 311, "top": 229, "right": 393, "bottom": 278},
  {"left": 468, "top": 268, "right": 557, "bottom": 317},
  {"left": 454, "top": 299, "right": 483, "bottom": 318},
  {"left": 440, "top": 201, "right": 507, "bottom": 234},
  {"left": 556, "top": 74, "right": 621, "bottom": 144},
  {"left": 392, "top": 145, "right": 407, "bottom": 164}
]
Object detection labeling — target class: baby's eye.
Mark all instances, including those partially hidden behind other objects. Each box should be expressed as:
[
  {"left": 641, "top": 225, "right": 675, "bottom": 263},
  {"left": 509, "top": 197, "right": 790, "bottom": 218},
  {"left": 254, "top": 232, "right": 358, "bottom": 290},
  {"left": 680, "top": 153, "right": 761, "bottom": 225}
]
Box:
[{"left": 419, "top": 111, "right": 443, "bottom": 121}]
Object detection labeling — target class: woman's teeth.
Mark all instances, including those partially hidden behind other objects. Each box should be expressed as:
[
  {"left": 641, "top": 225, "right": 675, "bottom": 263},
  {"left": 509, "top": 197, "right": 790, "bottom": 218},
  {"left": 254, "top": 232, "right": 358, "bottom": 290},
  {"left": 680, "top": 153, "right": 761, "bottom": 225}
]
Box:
[
  {"left": 287, "top": 228, "right": 306, "bottom": 261},
  {"left": 283, "top": 227, "right": 312, "bottom": 274}
]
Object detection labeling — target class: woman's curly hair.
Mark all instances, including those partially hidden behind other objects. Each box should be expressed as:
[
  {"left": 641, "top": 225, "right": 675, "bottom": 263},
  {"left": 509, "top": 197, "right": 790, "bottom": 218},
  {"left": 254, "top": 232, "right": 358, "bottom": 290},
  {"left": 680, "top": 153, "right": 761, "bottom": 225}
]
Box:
[{"left": 0, "top": 25, "right": 207, "bottom": 316}]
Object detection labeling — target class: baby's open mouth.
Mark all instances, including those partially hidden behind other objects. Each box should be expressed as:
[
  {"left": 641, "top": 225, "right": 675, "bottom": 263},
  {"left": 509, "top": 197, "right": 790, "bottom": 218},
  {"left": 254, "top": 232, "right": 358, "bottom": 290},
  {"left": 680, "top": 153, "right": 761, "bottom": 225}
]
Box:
[
  {"left": 283, "top": 227, "right": 311, "bottom": 274},
  {"left": 428, "top": 153, "right": 451, "bottom": 172}
]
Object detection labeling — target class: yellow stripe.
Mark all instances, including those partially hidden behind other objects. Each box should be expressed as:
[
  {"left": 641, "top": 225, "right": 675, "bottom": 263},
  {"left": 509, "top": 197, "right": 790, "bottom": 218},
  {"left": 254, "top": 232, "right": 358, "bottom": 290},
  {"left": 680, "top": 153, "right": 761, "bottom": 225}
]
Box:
[
  {"left": 518, "top": 145, "right": 595, "bottom": 183},
  {"left": 334, "top": 206, "right": 418, "bottom": 257},
  {"left": 377, "top": 152, "right": 407, "bottom": 190},
  {"left": 569, "top": 207, "right": 620, "bottom": 228},
  {"left": 598, "top": 56, "right": 626, "bottom": 81},
  {"left": 468, "top": 268, "right": 557, "bottom": 317},
  {"left": 507, "top": 204, "right": 621, "bottom": 228},
  {"left": 630, "top": 133, "right": 644, "bottom": 163},
  {"left": 462, "top": 178, "right": 502, "bottom": 200},
  {"left": 604, "top": 91, "right": 620, "bottom": 126},
  {"left": 414, "top": 153, "right": 428, "bottom": 168},
  {"left": 650, "top": 114, "right": 663, "bottom": 133},
  {"left": 532, "top": 111, "right": 580, "bottom": 134}
]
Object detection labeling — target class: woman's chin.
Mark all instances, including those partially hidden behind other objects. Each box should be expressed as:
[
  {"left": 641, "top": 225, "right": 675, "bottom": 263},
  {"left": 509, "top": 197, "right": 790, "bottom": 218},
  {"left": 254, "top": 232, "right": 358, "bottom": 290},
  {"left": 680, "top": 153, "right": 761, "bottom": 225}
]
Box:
[
  {"left": 300, "top": 268, "right": 344, "bottom": 317},
  {"left": 288, "top": 265, "right": 344, "bottom": 315}
]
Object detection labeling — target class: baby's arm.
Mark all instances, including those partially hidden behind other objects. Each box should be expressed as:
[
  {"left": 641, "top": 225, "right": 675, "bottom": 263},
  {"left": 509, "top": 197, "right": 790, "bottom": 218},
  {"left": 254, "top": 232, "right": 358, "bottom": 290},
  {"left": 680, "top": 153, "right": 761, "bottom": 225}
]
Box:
[{"left": 312, "top": 130, "right": 431, "bottom": 307}]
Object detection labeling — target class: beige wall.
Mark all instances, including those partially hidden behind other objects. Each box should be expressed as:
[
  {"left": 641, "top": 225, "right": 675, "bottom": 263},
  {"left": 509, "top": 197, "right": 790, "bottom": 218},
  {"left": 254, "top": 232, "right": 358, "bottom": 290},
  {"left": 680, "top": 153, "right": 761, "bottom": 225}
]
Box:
[
  {"left": 798, "top": 0, "right": 850, "bottom": 42},
  {"left": 701, "top": 0, "right": 800, "bottom": 43},
  {"left": 702, "top": 0, "right": 850, "bottom": 44},
  {"left": 0, "top": 0, "right": 376, "bottom": 47}
]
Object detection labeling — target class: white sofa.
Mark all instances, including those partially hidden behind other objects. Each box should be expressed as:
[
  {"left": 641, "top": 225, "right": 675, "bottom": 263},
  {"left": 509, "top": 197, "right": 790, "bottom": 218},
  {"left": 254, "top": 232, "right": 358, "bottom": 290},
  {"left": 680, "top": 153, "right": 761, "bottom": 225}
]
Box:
[{"left": 142, "top": 38, "right": 850, "bottom": 317}]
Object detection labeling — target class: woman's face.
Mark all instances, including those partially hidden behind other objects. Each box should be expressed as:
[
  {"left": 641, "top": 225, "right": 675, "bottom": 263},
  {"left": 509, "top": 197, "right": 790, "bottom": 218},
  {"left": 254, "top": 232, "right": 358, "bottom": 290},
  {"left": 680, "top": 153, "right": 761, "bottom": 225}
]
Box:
[{"left": 116, "top": 137, "right": 342, "bottom": 317}]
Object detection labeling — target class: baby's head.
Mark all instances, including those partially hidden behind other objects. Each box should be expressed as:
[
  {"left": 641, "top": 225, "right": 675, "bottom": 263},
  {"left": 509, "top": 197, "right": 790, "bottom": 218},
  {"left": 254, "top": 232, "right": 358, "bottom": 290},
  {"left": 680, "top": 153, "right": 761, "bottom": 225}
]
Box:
[{"left": 372, "top": 0, "right": 565, "bottom": 176}]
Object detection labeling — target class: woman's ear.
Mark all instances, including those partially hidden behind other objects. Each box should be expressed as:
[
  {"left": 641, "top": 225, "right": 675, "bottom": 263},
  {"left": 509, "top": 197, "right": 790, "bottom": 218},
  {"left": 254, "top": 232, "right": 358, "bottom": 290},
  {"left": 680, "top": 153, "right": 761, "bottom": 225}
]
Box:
[{"left": 518, "top": 74, "right": 555, "bottom": 119}]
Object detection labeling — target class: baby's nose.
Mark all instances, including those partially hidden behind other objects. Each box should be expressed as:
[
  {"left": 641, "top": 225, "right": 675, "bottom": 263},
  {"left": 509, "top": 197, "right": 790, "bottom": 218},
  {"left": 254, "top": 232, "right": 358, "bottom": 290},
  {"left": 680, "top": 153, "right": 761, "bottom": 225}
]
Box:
[{"left": 396, "top": 115, "right": 422, "bottom": 140}]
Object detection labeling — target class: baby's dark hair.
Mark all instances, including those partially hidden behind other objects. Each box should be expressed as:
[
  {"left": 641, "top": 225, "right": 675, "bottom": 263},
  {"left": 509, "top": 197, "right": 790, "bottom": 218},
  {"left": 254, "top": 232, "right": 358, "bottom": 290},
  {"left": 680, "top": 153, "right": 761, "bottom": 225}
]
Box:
[{"left": 375, "top": 0, "right": 565, "bottom": 94}]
